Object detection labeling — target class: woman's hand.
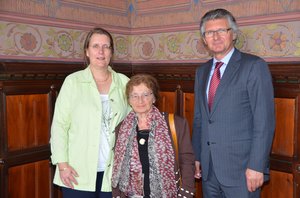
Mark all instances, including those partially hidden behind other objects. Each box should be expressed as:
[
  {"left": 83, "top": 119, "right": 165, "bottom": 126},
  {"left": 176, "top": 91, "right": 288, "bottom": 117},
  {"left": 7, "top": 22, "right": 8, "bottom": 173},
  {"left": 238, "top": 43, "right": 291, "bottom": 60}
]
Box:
[
  {"left": 58, "top": 162, "right": 79, "bottom": 189},
  {"left": 194, "top": 161, "right": 202, "bottom": 179}
]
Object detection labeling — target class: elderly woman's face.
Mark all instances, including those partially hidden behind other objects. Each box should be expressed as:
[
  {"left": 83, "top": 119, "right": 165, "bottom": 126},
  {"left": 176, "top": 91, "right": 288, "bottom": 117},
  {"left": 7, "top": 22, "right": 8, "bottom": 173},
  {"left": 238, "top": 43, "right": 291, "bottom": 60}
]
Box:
[{"left": 128, "top": 83, "right": 155, "bottom": 115}]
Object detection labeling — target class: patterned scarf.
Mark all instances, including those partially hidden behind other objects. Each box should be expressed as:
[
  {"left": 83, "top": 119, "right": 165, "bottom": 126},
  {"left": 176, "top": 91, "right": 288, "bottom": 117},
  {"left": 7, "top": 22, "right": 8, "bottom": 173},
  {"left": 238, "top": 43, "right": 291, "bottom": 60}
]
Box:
[{"left": 112, "top": 106, "right": 177, "bottom": 197}]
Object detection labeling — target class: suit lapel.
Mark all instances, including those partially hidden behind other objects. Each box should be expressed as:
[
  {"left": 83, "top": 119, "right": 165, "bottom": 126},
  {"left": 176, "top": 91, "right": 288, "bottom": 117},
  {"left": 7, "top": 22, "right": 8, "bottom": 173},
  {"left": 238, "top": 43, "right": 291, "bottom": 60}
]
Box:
[
  {"left": 210, "top": 50, "right": 242, "bottom": 115},
  {"left": 202, "top": 60, "right": 213, "bottom": 116}
]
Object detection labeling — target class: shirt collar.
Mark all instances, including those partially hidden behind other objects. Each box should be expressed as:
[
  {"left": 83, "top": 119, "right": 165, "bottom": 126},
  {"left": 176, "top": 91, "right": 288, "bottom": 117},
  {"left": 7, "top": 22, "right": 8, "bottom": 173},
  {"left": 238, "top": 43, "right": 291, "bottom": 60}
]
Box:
[{"left": 213, "top": 47, "right": 235, "bottom": 66}]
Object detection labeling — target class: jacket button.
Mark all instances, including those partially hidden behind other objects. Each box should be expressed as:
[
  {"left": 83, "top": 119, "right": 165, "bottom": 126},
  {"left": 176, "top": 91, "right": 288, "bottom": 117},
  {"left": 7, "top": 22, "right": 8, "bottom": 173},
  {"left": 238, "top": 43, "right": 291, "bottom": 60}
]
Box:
[{"left": 207, "top": 142, "right": 210, "bottom": 145}]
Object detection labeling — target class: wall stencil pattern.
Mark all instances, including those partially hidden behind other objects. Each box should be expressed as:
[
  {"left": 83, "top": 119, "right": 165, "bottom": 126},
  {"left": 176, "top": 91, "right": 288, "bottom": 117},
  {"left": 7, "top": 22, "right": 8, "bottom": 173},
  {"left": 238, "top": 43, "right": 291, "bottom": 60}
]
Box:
[
  {"left": 1, "top": 20, "right": 299, "bottom": 63},
  {"left": 128, "top": 21, "right": 300, "bottom": 62},
  {"left": 0, "top": 22, "right": 85, "bottom": 61}
]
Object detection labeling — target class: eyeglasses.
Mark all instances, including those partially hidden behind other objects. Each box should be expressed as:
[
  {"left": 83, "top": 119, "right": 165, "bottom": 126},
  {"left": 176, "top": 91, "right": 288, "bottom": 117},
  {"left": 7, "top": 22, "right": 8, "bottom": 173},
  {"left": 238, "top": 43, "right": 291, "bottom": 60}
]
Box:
[
  {"left": 90, "top": 44, "right": 112, "bottom": 51},
  {"left": 129, "top": 92, "right": 153, "bottom": 101},
  {"left": 203, "top": 28, "right": 232, "bottom": 38}
]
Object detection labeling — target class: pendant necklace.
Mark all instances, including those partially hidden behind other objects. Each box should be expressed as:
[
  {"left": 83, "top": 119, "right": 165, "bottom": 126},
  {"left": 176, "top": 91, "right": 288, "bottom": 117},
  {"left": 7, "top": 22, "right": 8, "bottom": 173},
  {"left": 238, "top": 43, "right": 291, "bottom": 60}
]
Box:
[
  {"left": 137, "top": 128, "right": 150, "bottom": 146},
  {"left": 139, "top": 138, "right": 146, "bottom": 145}
]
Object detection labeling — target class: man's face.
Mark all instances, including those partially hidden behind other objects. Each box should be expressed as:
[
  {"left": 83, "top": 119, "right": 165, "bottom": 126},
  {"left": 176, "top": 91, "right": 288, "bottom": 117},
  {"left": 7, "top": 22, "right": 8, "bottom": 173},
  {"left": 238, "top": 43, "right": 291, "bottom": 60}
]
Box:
[{"left": 203, "top": 18, "right": 236, "bottom": 60}]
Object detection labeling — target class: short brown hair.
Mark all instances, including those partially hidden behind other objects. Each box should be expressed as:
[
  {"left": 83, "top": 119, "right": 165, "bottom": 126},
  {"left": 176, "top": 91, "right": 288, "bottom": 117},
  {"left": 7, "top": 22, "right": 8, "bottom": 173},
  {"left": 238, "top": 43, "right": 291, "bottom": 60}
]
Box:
[{"left": 126, "top": 74, "right": 160, "bottom": 101}]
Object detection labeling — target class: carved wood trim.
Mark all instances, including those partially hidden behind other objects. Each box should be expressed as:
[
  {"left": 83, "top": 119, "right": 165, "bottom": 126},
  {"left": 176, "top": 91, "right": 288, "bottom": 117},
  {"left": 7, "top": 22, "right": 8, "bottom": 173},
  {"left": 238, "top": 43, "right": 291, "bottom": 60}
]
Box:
[
  {"left": 2, "top": 61, "right": 300, "bottom": 87},
  {"left": 119, "top": 62, "right": 300, "bottom": 92},
  {"left": 270, "top": 63, "right": 300, "bottom": 86},
  {"left": 0, "top": 62, "right": 85, "bottom": 81}
]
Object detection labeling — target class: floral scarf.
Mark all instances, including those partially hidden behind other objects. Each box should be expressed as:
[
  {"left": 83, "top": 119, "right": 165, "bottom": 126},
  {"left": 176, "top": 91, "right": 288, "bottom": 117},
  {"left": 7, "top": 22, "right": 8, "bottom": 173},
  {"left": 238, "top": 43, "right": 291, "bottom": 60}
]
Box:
[{"left": 112, "top": 106, "right": 177, "bottom": 197}]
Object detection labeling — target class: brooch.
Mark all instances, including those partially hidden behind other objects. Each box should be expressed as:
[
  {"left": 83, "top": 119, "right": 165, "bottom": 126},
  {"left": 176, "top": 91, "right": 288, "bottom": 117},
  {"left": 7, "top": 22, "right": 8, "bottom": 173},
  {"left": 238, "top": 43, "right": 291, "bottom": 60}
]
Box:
[{"left": 139, "top": 138, "right": 146, "bottom": 145}]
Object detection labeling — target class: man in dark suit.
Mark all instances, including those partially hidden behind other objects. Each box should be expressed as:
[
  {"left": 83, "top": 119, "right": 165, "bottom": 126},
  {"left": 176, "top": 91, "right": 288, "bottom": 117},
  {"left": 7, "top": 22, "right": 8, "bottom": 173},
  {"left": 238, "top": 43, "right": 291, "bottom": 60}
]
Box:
[{"left": 192, "top": 8, "right": 275, "bottom": 198}]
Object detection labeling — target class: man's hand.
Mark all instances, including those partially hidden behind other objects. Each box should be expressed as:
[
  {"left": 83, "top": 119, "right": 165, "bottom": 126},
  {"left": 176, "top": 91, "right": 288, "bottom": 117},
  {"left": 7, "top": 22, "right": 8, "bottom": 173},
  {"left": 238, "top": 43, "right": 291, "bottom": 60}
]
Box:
[
  {"left": 245, "top": 168, "right": 263, "bottom": 192},
  {"left": 194, "top": 161, "right": 202, "bottom": 179}
]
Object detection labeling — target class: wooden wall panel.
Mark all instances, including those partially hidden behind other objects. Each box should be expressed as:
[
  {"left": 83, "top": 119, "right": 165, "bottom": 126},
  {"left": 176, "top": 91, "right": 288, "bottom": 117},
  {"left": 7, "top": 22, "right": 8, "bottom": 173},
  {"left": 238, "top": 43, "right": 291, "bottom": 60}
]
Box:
[
  {"left": 0, "top": 62, "right": 84, "bottom": 198},
  {"left": 157, "top": 91, "right": 176, "bottom": 114},
  {"left": 8, "top": 160, "right": 51, "bottom": 198},
  {"left": 183, "top": 93, "right": 194, "bottom": 136},
  {"left": 261, "top": 170, "right": 293, "bottom": 198},
  {"left": 195, "top": 179, "right": 203, "bottom": 198},
  {"left": 272, "top": 98, "right": 295, "bottom": 157},
  {"left": 1, "top": 61, "right": 300, "bottom": 198},
  {"left": 6, "top": 94, "right": 50, "bottom": 151}
]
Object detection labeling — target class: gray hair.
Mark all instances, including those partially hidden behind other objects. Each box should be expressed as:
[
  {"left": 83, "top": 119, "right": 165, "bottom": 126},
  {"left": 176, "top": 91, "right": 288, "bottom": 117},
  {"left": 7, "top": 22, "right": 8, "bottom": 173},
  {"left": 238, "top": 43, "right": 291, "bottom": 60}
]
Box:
[{"left": 200, "top": 8, "right": 238, "bottom": 37}]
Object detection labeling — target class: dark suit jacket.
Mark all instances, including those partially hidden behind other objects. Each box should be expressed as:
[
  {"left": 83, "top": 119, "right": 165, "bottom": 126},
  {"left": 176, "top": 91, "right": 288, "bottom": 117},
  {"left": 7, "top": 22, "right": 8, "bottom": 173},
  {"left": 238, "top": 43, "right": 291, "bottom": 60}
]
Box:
[{"left": 192, "top": 49, "right": 275, "bottom": 186}]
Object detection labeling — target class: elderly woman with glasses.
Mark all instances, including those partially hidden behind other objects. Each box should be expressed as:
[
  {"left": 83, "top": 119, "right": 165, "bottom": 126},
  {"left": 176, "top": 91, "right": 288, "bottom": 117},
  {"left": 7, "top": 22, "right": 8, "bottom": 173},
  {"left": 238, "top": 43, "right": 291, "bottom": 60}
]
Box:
[{"left": 112, "top": 74, "right": 195, "bottom": 198}]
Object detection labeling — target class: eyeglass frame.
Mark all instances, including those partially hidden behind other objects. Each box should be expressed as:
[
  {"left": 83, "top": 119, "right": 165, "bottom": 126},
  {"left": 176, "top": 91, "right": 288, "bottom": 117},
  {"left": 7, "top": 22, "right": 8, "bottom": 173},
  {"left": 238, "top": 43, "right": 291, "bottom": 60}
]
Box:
[
  {"left": 129, "top": 92, "right": 153, "bottom": 101},
  {"left": 90, "top": 43, "right": 112, "bottom": 51},
  {"left": 203, "top": 28, "right": 232, "bottom": 38}
]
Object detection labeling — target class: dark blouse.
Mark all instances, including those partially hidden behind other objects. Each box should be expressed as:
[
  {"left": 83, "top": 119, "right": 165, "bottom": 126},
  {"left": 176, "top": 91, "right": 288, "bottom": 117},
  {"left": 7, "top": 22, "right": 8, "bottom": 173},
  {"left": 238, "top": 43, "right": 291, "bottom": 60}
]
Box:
[{"left": 137, "top": 128, "right": 150, "bottom": 198}]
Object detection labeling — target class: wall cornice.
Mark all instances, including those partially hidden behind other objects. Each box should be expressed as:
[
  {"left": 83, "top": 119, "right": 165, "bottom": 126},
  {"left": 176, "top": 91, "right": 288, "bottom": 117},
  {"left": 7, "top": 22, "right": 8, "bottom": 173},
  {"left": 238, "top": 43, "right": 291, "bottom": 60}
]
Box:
[
  {"left": 238, "top": 11, "right": 300, "bottom": 26},
  {"left": 0, "top": 11, "right": 132, "bottom": 34},
  {"left": 1, "top": 11, "right": 299, "bottom": 34}
]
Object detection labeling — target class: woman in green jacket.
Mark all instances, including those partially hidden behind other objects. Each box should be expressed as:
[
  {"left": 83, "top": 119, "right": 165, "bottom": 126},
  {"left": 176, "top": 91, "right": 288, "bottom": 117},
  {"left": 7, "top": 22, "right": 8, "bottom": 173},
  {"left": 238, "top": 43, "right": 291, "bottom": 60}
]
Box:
[{"left": 50, "top": 27, "right": 130, "bottom": 198}]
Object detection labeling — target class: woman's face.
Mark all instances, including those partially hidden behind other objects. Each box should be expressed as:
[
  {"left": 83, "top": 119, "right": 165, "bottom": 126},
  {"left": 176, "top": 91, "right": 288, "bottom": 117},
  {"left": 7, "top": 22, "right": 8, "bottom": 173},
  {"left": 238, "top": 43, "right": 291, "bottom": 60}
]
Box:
[
  {"left": 128, "top": 83, "right": 155, "bottom": 116},
  {"left": 86, "top": 33, "right": 112, "bottom": 69}
]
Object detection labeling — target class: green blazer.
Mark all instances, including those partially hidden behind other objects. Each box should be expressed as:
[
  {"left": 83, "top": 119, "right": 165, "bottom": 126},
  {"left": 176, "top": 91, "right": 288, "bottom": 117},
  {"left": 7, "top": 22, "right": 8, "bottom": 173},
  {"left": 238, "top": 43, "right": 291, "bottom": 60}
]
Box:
[{"left": 50, "top": 66, "right": 130, "bottom": 191}]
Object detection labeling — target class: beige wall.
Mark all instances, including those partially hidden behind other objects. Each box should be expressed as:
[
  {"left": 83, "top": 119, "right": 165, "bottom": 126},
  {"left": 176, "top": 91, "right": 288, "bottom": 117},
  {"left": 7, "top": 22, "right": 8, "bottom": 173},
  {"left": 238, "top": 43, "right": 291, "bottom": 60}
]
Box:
[{"left": 0, "top": 0, "right": 299, "bottom": 63}]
